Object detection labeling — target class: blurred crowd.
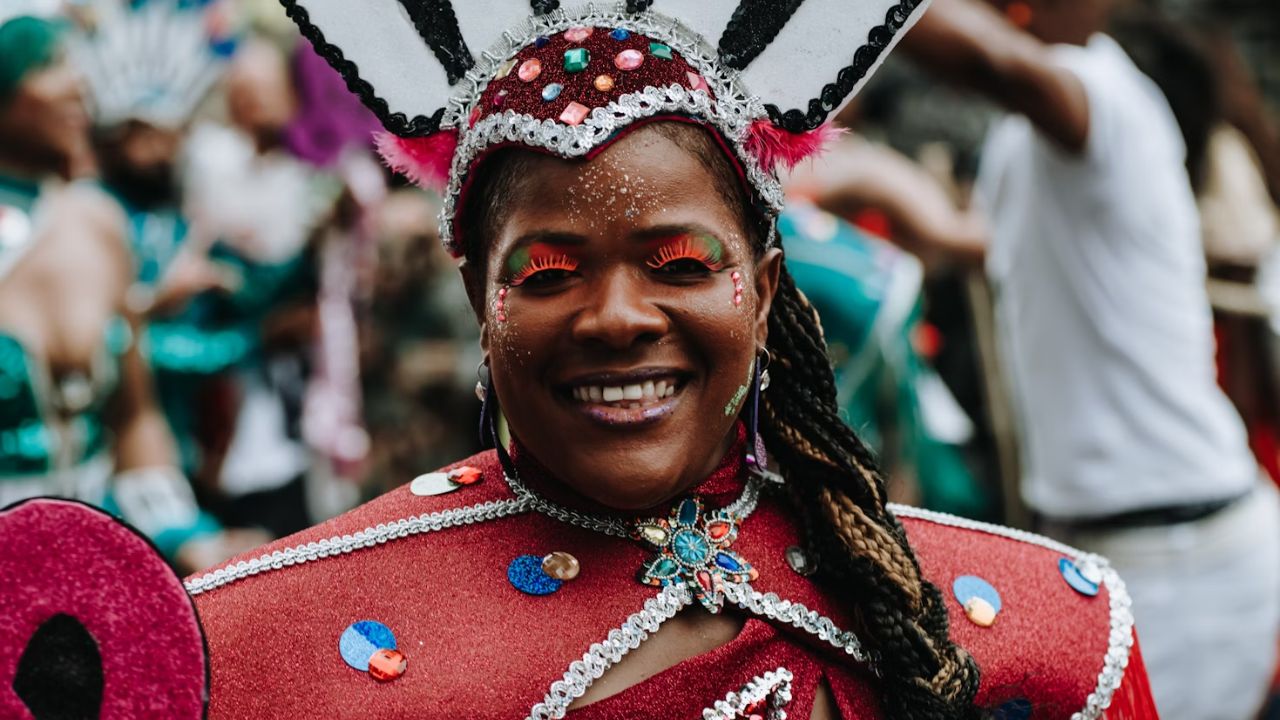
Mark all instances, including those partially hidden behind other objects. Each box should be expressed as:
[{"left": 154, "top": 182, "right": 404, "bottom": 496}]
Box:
[{"left": 1, "top": 0, "right": 1278, "bottom": 716}]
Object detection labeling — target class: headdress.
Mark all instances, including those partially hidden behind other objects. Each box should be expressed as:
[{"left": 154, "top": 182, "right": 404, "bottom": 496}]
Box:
[
  {"left": 0, "top": 1, "right": 67, "bottom": 105},
  {"left": 68, "top": 0, "right": 237, "bottom": 129},
  {"left": 281, "top": 0, "right": 929, "bottom": 257}
]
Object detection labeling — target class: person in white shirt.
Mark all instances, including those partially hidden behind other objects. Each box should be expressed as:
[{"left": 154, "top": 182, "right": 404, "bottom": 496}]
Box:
[{"left": 898, "top": 2, "right": 1280, "bottom": 718}]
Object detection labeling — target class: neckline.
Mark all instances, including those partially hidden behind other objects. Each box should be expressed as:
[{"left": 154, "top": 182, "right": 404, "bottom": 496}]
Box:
[{"left": 503, "top": 423, "right": 758, "bottom": 537}]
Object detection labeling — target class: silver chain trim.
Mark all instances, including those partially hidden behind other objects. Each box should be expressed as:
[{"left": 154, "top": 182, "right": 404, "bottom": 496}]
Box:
[
  {"left": 722, "top": 582, "right": 870, "bottom": 663},
  {"left": 888, "top": 504, "right": 1136, "bottom": 720},
  {"left": 503, "top": 469, "right": 764, "bottom": 538},
  {"left": 182, "top": 498, "right": 532, "bottom": 596},
  {"left": 527, "top": 583, "right": 694, "bottom": 720},
  {"left": 702, "top": 667, "right": 794, "bottom": 720},
  {"left": 438, "top": 4, "right": 784, "bottom": 253}
]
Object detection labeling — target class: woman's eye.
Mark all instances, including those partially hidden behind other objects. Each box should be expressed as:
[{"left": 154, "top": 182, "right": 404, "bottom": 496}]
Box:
[
  {"left": 651, "top": 258, "right": 714, "bottom": 275},
  {"left": 520, "top": 268, "right": 577, "bottom": 285}
]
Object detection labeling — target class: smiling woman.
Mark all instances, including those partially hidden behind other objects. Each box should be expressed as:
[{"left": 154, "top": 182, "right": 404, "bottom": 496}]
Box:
[{"left": 184, "top": 2, "right": 1157, "bottom": 719}]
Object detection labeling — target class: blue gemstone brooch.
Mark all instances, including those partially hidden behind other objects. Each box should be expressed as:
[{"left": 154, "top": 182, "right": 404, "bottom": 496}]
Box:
[{"left": 632, "top": 497, "right": 757, "bottom": 613}]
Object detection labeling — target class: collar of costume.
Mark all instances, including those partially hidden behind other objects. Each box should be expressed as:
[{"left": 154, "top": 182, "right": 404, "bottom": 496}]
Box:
[
  {"left": 503, "top": 422, "right": 768, "bottom": 611},
  {"left": 280, "top": 0, "right": 931, "bottom": 258}
]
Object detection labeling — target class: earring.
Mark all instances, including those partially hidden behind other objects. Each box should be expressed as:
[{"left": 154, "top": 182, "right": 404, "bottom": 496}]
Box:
[
  {"left": 475, "top": 359, "right": 489, "bottom": 401},
  {"left": 759, "top": 347, "right": 772, "bottom": 391}
]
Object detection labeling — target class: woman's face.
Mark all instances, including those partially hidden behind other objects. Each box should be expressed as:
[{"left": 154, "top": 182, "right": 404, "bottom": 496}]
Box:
[
  {"left": 0, "top": 57, "right": 88, "bottom": 172},
  {"left": 467, "top": 125, "right": 782, "bottom": 510}
]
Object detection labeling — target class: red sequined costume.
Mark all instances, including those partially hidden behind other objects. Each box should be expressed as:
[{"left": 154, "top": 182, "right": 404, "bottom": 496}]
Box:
[{"left": 186, "top": 440, "right": 1157, "bottom": 718}]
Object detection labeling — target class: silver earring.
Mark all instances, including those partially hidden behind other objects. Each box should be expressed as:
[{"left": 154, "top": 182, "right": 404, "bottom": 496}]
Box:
[
  {"left": 758, "top": 347, "right": 772, "bottom": 391},
  {"left": 475, "top": 359, "right": 489, "bottom": 401}
]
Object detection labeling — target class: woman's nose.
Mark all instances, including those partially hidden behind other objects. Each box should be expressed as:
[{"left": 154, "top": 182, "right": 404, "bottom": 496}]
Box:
[{"left": 570, "top": 270, "right": 669, "bottom": 350}]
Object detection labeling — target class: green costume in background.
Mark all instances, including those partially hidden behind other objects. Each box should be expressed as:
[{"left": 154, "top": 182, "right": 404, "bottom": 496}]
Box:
[{"left": 781, "top": 204, "right": 989, "bottom": 519}]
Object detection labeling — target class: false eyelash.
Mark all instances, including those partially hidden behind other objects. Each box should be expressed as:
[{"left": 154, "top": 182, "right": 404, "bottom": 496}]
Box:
[
  {"left": 646, "top": 235, "right": 725, "bottom": 271},
  {"left": 509, "top": 253, "right": 580, "bottom": 286}
]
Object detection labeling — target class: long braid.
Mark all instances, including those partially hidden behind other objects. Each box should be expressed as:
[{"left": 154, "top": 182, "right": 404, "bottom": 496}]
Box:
[{"left": 763, "top": 266, "right": 982, "bottom": 719}]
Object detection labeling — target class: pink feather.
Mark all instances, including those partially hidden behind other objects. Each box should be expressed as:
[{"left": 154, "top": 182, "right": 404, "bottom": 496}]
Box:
[
  {"left": 374, "top": 129, "right": 459, "bottom": 191},
  {"left": 744, "top": 120, "right": 847, "bottom": 172}
]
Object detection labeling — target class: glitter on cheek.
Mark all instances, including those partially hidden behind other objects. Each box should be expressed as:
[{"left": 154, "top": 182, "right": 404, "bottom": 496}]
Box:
[
  {"left": 731, "top": 270, "right": 745, "bottom": 307},
  {"left": 494, "top": 285, "right": 510, "bottom": 323}
]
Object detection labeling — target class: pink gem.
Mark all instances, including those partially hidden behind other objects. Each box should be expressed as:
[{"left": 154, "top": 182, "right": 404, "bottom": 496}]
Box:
[
  {"left": 558, "top": 101, "right": 590, "bottom": 126},
  {"left": 517, "top": 58, "right": 542, "bottom": 82},
  {"left": 491, "top": 90, "right": 508, "bottom": 108},
  {"left": 564, "top": 27, "right": 593, "bottom": 42},
  {"left": 686, "top": 71, "right": 709, "bottom": 93},
  {"left": 614, "top": 49, "right": 644, "bottom": 71},
  {"left": 468, "top": 107, "right": 481, "bottom": 127}
]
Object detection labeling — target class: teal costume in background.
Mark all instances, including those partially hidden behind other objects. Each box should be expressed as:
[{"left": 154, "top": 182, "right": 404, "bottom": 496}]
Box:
[
  {"left": 0, "top": 174, "right": 221, "bottom": 556},
  {"left": 117, "top": 194, "right": 304, "bottom": 477},
  {"left": 781, "top": 204, "right": 989, "bottom": 519}
]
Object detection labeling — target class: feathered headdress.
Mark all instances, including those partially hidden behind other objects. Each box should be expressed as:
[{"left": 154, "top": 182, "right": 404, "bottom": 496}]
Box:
[
  {"left": 69, "top": 0, "right": 237, "bottom": 129},
  {"left": 280, "top": 0, "right": 930, "bottom": 256}
]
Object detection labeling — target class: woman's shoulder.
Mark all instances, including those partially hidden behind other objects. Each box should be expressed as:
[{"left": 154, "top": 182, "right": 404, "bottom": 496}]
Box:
[{"left": 886, "top": 504, "right": 1154, "bottom": 718}]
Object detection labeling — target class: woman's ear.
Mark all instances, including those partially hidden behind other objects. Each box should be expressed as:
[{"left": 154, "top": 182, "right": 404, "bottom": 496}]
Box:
[{"left": 753, "top": 247, "right": 784, "bottom": 346}]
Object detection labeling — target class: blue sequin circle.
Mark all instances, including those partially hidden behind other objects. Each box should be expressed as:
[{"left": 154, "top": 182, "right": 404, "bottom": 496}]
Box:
[
  {"left": 671, "top": 530, "right": 711, "bottom": 566},
  {"left": 541, "top": 83, "right": 563, "bottom": 102},
  {"left": 339, "top": 620, "right": 397, "bottom": 671},
  {"left": 994, "top": 698, "right": 1032, "bottom": 720},
  {"left": 952, "top": 575, "right": 1002, "bottom": 614},
  {"left": 1059, "top": 557, "right": 1100, "bottom": 597},
  {"left": 508, "top": 554, "right": 563, "bottom": 595}
]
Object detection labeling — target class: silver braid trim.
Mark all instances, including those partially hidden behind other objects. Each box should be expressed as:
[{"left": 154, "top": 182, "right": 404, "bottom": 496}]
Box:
[
  {"left": 503, "top": 470, "right": 765, "bottom": 538},
  {"left": 438, "top": 4, "right": 784, "bottom": 254},
  {"left": 888, "top": 504, "right": 1136, "bottom": 720},
  {"left": 723, "top": 582, "right": 870, "bottom": 663},
  {"left": 182, "top": 498, "right": 532, "bottom": 596},
  {"left": 526, "top": 583, "right": 867, "bottom": 719},
  {"left": 702, "top": 667, "right": 794, "bottom": 720},
  {"left": 526, "top": 583, "right": 694, "bottom": 719}
]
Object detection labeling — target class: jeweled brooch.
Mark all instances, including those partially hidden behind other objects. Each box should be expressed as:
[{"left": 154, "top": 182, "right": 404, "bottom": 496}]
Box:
[{"left": 633, "top": 497, "right": 757, "bottom": 613}]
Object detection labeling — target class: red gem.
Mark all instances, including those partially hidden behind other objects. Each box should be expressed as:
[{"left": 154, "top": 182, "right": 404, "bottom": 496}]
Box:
[
  {"left": 707, "top": 521, "right": 730, "bottom": 541},
  {"left": 449, "top": 466, "right": 483, "bottom": 485},
  {"left": 491, "top": 90, "right": 507, "bottom": 108},
  {"left": 686, "top": 71, "right": 710, "bottom": 93},
  {"left": 368, "top": 648, "right": 406, "bottom": 682},
  {"left": 696, "top": 570, "right": 714, "bottom": 592},
  {"left": 468, "top": 107, "right": 481, "bottom": 127}
]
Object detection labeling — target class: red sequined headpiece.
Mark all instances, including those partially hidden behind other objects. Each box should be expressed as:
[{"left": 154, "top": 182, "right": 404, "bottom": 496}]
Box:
[{"left": 282, "top": 1, "right": 931, "bottom": 257}]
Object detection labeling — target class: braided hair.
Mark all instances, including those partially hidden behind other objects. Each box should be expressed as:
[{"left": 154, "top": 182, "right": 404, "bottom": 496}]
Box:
[{"left": 458, "top": 122, "right": 981, "bottom": 719}]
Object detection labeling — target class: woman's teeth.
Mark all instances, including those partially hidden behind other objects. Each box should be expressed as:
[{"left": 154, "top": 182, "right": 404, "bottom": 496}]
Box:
[{"left": 572, "top": 380, "right": 676, "bottom": 404}]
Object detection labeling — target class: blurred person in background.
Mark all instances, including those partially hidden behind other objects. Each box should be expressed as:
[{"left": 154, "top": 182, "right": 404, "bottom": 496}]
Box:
[
  {"left": 0, "top": 9, "right": 261, "bottom": 572},
  {"left": 775, "top": 199, "right": 990, "bottom": 520},
  {"left": 900, "top": 1, "right": 1280, "bottom": 716}
]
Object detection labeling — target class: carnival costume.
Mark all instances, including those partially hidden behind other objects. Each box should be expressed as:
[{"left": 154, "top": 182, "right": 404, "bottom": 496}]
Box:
[
  {"left": 0, "top": 10, "right": 225, "bottom": 561},
  {"left": 179, "top": 1, "right": 1158, "bottom": 717}
]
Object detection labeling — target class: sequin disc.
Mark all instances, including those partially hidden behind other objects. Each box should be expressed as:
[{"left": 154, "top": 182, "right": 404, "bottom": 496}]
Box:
[
  {"left": 964, "top": 597, "right": 998, "bottom": 627},
  {"left": 410, "top": 472, "right": 462, "bottom": 496},
  {"left": 508, "top": 554, "right": 563, "bottom": 595},
  {"left": 339, "top": 620, "right": 396, "bottom": 671},
  {"left": 785, "top": 546, "right": 817, "bottom": 576},
  {"left": 994, "top": 698, "right": 1033, "bottom": 720},
  {"left": 1059, "top": 557, "right": 1100, "bottom": 597},
  {"left": 952, "top": 575, "right": 1002, "bottom": 614}
]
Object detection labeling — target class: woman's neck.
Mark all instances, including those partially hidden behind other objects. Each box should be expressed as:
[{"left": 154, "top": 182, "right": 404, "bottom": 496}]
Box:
[{"left": 508, "top": 423, "right": 750, "bottom": 519}]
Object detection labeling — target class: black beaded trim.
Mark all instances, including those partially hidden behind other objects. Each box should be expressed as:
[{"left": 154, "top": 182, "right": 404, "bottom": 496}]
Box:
[
  {"left": 279, "top": 0, "right": 443, "bottom": 136},
  {"left": 717, "top": 0, "right": 807, "bottom": 71},
  {"left": 398, "top": 0, "right": 475, "bottom": 85},
  {"left": 530, "top": 0, "right": 559, "bottom": 14},
  {"left": 765, "top": 0, "right": 923, "bottom": 132},
  {"left": 625, "top": 0, "right": 655, "bottom": 13}
]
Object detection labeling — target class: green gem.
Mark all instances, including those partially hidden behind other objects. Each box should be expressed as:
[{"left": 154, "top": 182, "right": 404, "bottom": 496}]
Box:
[
  {"left": 563, "top": 48, "right": 590, "bottom": 73},
  {"left": 649, "top": 42, "right": 672, "bottom": 60},
  {"left": 676, "top": 498, "right": 699, "bottom": 527},
  {"left": 647, "top": 556, "right": 679, "bottom": 578}
]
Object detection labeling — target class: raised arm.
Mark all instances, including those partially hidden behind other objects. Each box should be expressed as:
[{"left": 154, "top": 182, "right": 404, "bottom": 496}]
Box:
[{"left": 900, "top": 0, "right": 1091, "bottom": 154}]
